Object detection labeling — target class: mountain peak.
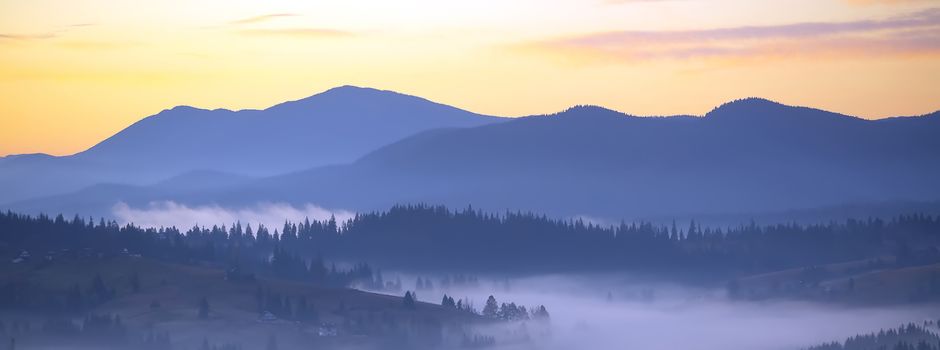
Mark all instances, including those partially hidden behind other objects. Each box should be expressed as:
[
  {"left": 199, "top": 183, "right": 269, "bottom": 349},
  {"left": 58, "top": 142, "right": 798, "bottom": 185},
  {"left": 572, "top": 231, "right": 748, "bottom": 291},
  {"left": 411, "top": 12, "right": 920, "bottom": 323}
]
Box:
[
  {"left": 269, "top": 85, "right": 429, "bottom": 112},
  {"left": 1, "top": 153, "right": 55, "bottom": 160},
  {"left": 315, "top": 85, "right": 383, "bottom": 98},
  {"left": 138, "top": 105, "right": 214, "bottom": 123},
  {"left": 323, "top": 84, "right": 373, "bottom": 93},
  {"left": 134, "top": 105, "right": 223, "bottom": 126},
  {"left": 312, "top": 85, "right": 409, "bottom": 99},
  {"left": 158, "top": 105, "right": 204, "bottom": 115},
  {"left": 706, "top": 97, "right": 785, "bottom": 116},
  {"left": 705, "top": 97, "right": 856, "bottom": 124},
  {"left": 0, "top": 153, "right": 57, "bottom": 166},
  {"left": 923, "top": 110, "right": 940, "bottom": 118},
  {"left": 549, "top": 105, "right": 632, "bottom": 119}
]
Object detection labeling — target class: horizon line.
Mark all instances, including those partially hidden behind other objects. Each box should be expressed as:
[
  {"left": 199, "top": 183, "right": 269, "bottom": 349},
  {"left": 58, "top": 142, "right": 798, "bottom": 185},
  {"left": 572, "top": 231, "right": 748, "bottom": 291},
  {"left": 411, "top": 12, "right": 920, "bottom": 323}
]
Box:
[{"left": 2, "top": 85, "right": 938, "bottom": 158}]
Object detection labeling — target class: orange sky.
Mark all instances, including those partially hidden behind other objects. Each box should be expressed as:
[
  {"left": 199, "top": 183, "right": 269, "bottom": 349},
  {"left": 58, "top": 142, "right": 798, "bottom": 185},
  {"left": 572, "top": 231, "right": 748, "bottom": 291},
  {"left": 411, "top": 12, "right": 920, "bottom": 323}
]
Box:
[{"left": 1, "top": 0, "right": 939, "bottom": 156}]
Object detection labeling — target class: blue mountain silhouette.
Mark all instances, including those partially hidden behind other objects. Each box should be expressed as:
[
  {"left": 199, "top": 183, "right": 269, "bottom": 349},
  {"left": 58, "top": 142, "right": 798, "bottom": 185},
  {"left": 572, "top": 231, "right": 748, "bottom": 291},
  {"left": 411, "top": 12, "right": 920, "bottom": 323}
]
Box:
[
  {"left": 0, "top": 86, "right": 501, "bottom": 204},
  {"left": 8, "top": 95, "right": 939, "bottom": 221}
]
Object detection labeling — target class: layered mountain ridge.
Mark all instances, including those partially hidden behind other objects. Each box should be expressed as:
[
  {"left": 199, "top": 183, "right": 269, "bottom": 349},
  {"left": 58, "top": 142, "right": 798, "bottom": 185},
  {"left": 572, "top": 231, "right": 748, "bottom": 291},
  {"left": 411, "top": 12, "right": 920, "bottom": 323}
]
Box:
[{"left": 5, "top": 91, "right": 938, "bottom": 223}]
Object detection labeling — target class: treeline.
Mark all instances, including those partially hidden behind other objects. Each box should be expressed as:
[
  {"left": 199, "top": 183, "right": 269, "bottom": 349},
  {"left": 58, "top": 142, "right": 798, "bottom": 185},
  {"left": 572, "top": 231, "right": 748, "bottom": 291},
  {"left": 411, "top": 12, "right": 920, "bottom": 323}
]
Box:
[
  {"left": 331, "top": 206, "right": 940, "bottom": 277},
  {"left": 0, "top": 214, "right": 385, "bottom": 316},
  {"left": 806, "top": 323, "right": 940, "bottom": 350},
  {"left": 2, "top": 206, "right": 940, "bottom": 280}
]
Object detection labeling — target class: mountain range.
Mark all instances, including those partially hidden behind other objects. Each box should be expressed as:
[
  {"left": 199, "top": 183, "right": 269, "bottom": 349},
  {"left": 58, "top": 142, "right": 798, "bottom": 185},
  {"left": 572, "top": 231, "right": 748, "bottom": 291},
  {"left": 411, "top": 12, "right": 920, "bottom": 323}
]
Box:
[
  {"left": 3, "top": 87, "right": 940, "bottom": 222},
  {"left": 0, "top": 86, "right": 501, "bottom": 204}
]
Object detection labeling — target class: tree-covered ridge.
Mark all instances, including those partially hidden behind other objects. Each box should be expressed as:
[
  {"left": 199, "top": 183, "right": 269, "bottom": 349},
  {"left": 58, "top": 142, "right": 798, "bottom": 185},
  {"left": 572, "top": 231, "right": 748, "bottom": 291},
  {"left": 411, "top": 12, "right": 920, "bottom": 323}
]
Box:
[
  {"left": 333, "top": 206, "right": 940, "bottom": 276},
  {"left": 806, "top": 323, "right": 940, "bottom": 350},
  {"left": 0, "top": 209, "right": 533, "bottom": 350},
  {"left": 2, "top": 205, "right": 939, "bottom": 280},
  {"left": 0, "top": 211, "right": 374, "bottom": 315}
]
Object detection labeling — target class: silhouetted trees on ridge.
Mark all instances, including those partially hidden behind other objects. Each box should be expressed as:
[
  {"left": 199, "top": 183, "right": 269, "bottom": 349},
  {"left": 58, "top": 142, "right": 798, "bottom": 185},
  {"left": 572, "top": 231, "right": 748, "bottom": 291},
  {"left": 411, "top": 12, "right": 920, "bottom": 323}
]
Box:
[
  {"left": 807, "top": 323, "right": 940, "bottom": 350},
  {"left": 2, "top": 205, "right": 939, "bottom": 281}
]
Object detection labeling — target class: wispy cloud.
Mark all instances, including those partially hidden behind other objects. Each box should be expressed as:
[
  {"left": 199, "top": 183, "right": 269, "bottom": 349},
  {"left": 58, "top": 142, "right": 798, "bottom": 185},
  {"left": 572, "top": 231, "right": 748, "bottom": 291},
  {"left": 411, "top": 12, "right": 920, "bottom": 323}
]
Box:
[
  {"left": 236, "top": 27, "right": 353, "bottom": 39},
  {"left": 1, "top": 23, "right": 95, "bottom": 42},
  {"left": 0, "top": 32, "right": 56, "bottom": 40},
  {"left": 518, "top": 8, "right": 940, "bottom": 62},
  {"left": 1, "top": 32, "right": 138, "bottom": 51},
  {"left": 221, "top": 13, "right": 353, "bottom": 39},
  {"left": 56, "top": 40, "right": 139, "bottom": 51},
  {"left": 112, "top": 201, "right": 355, "bottom": 230},
  {"left": 228, "top": 13, "right": 298, "bottom": 25}
]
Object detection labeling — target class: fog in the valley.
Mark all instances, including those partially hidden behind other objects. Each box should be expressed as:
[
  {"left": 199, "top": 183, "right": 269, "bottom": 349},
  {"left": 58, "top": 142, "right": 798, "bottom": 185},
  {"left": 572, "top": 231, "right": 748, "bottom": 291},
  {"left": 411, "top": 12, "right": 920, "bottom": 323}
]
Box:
[
  {"left": 112, "top": 201, "right": 355, "bottom": 230},
  {"left": 368, "top": 274, "right": 940, "bottom": 350},
  {"left": 98, "top": 202, "right": 940, "bottom": 350}
]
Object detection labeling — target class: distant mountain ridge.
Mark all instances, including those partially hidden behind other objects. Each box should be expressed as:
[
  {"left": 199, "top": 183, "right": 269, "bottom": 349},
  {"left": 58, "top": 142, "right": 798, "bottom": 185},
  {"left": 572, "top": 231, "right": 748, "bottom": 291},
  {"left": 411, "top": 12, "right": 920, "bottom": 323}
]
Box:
[
  {"left": 259, "top": 98, "right": 939, "bottom": 218},
  {"left": 71, "top": 85, "right": 502, "bottom": 172},
  {"left": 8, "top": 95, "right": 940, "bottom": 222},
  {"left": 0, "top": 86, "right": 503, "bottom": 204}
]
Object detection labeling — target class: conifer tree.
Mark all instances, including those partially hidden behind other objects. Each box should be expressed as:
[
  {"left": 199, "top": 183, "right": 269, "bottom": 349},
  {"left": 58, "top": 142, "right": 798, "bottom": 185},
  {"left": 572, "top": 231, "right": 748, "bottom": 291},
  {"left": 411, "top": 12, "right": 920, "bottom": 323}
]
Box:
[
  {"left": 483, "top": 295, "right": 498, "bottom": 318},
  {"left": 403, "top": 291, "right": 417, "bottom": 310}
]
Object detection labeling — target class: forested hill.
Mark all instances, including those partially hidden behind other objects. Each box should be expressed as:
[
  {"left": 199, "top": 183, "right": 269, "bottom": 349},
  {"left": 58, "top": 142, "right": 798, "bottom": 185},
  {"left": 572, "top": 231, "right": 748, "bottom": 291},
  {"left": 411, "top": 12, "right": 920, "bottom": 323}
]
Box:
[
  {"left": 3, "top": 206, "right": 940, "bottom": 300},
  {"left": 805, "top": 323, "right": 940, "bottom": 350}
]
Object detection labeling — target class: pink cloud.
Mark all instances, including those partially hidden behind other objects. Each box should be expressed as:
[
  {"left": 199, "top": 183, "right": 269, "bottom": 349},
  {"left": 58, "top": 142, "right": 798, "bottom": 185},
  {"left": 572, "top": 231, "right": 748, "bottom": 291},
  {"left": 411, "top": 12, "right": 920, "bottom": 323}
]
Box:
[{"left": 519, "top": 8, "right": 940, "bottom": 62}]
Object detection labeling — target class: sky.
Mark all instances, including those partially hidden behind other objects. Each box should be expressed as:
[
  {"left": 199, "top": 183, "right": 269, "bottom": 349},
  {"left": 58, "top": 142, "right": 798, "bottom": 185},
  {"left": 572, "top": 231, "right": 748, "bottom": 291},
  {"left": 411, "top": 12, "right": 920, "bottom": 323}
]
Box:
[{"left": 1, "top": 0, "right": 939, "bottom": 156}]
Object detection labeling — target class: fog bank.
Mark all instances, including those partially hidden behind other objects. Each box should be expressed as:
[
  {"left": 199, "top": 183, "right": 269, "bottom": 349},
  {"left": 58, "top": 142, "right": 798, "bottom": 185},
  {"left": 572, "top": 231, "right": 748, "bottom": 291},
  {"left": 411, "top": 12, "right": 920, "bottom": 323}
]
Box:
[
  {"left": 385, "top": 274, "right": 940, "bottom": 350},
  {"left": 112, "top": 201, "right": 355, "bottom": 229}
]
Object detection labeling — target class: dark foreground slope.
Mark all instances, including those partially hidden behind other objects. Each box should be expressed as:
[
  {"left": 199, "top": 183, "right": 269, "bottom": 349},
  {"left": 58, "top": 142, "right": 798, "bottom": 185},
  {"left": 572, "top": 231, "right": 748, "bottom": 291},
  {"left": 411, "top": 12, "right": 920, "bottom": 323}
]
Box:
[
  {"left": 1, "top": 208, "right": 564, "bottom": 350},
  {"left": 0, "top": 255, "right": 485, "bottom": 350}
]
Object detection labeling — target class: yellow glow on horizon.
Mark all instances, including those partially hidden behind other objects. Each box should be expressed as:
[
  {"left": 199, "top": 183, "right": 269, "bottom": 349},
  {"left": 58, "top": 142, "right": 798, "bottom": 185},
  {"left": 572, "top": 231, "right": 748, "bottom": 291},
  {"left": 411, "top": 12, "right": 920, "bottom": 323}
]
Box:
[{"left": 1, "top": 0, "right": 939, "bottom": 156}]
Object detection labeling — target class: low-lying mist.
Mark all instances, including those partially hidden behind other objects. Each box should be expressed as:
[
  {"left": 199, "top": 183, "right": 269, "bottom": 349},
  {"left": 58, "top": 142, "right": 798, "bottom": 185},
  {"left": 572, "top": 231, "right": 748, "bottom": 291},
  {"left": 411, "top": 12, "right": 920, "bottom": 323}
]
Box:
[
  {"left": 105, "top": 201, "right": 940, "bottom": 349},
  {"left": 373, "top": 274, "right": 939, "bottom": 350},
  {"left": 111, "top": 201, "right": 355, "bottom": 229}
]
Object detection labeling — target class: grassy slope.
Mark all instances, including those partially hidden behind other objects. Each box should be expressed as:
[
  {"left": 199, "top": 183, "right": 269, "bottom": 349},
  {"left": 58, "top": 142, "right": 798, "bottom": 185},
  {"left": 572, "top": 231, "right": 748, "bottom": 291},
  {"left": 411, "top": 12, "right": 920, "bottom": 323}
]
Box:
[
  {"left": 737, "top": 256, "right": 940, "bottom": 304},
  {"left": 0, "top": 255, "right": 482, "bottom": 349}
]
